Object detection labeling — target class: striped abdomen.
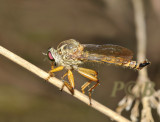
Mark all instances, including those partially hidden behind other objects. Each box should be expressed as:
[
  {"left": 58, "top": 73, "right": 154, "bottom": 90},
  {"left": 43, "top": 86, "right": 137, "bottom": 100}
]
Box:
[{"left": 81, "top": 53, "right": 150, "bottom": 70}]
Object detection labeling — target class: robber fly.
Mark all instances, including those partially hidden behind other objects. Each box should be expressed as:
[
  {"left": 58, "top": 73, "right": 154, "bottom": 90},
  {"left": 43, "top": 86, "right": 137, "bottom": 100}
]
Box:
[{"left": 46, "top": 39, "right": 150, "bottom": 105}]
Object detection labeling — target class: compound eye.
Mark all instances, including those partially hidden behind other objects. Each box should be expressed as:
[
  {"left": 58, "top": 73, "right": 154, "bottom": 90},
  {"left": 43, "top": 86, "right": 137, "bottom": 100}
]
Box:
[{"left": 48, "top": 51, "right": 54, "bottom": 61}]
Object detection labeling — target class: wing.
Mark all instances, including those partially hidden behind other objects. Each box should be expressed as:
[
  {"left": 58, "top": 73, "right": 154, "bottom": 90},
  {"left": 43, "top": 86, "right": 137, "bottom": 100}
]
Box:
[{"left": 81, "top": 44, "right": 133, "bottom": 64}]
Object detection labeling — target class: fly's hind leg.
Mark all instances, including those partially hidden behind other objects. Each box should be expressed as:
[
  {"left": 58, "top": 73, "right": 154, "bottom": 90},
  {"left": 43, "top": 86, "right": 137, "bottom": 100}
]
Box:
[
  {"left": 81, "top": 80, "right": 92, "bottom": 94},
  {"left": 88, "top": 81, "right": 99, "bottom": 105},
  {"left": 60, "top": 70, "right": 75, "bottom": 95},
  {"left": 77, "top": 67, "right": 99, "bottom": 105}
]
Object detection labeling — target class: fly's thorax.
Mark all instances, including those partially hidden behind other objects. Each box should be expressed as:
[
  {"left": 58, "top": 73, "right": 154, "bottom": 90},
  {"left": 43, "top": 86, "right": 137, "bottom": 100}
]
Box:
[
  {"left": 48, "top": 39, "right": 84, "bottom": 69},
  {"left": 57, "top": 39, "right": 84, "bottom": 58},
  {"left": 50, "top": 49, "right": 83, "bottom": 68},
  {"left": 60, "top": 55, "right": 83, "bottom": 67},
  {"left": 55, "top": 40, "right": 84, "bottom": 66}
]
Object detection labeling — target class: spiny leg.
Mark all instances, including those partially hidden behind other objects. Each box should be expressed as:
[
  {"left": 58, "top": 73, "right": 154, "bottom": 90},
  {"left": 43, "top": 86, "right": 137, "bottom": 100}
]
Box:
[
  {"left": 60, "top": 70, "right": 75, "bottom": 95},
  {"left": 51, "top": 62, "right": 54, "bottom": 70},
  {"left": 77, "top": 67, "right": 98, "bottom": 77},
  {"left": 77, "top": 67, "right": 99, "bottom": 105},
  {"left": 81, "top": 80, "right": 92, "bottom": 94},
  {"left": 61, "top": 72, "right": 68, "bottom": 81},
  {"left": 78, "top": 67, "right": 98, "bottom": 94},
  {"left": 88, "top": 81, "right": 99, "bottom": 105},
  {"left": 60, "top": 72, "right": 69, "bottom": 92},
  {"left": 49, "top": 62, "right": 55, "bottom": 76},
  {"left": 46, "top": 65, "right": 64, "bottom": 80},
  {"left": 61, "top": 81, "right": 74, "bottom": 95},
  {"left": 46, "top": 62, "right": 54, "bottom": 80}
]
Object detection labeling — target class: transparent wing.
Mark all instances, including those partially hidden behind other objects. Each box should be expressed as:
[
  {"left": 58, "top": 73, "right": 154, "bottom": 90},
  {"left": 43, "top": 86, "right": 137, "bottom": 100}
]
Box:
[
  {"left": 81, "top": 44, "right": 133, "bottom": 64},
  {"left": 82, "top": 44, "right": 133, "bottom": 59}
]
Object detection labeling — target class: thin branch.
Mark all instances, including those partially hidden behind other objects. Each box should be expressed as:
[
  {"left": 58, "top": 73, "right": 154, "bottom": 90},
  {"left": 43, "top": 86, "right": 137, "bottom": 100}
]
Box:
[
  {"left": 132, "top": 1, "right": 154, "bottom": 121},
  {"left": 116, "top": 0, "right": 157, "bottom": 121},
  {"left": 132, "top": 0, "right": 149, "bottom": 82},
  {"left": 0, "top": 45, "right": 131, "bottom": 122}
]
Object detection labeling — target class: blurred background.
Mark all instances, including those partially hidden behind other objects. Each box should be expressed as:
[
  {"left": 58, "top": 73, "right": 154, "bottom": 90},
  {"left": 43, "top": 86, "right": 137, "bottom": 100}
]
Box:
[{"left": 0, "top": 0, "right": 160, "bottom": 121}]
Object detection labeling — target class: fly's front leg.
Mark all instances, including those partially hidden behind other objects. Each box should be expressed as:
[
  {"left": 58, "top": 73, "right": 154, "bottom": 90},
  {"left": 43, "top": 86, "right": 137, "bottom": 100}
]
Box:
[
  {"left": 60, "top": 70, "right": 75, "bottom": 95},
  {"left": 77, "top": 67, "right": 99, "bottom": 105},
  {"left": 48, "top": 62, "right": 55, "bottom": 77},
  {"left": 46, "top": 64, "right": 64, "bottom": 80}
]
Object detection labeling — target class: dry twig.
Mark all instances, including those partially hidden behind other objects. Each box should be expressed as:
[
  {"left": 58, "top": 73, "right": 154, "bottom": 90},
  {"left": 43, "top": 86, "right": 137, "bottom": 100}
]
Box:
[
  {"left": 0, "top": 45, "right": 131, "bottom": 122},
  {"left": 116, "top": 0, "right": 160, "bottom": 121}
]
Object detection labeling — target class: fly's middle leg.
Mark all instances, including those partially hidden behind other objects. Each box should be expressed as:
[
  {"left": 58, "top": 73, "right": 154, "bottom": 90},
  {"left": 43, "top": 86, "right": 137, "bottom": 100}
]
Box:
[{"left": 60, "top": 70, "right": 75, "bottom": 95}]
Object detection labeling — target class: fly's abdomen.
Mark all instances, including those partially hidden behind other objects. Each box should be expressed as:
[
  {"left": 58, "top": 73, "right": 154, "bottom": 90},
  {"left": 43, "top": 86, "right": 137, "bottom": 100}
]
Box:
[
  {"left": 82, "top": 52, "right": 150, "bottom": 70},
  {"left": 122, "top": 60, "right": 150, "bottom": 70},
  {"left": 102, "top": 56, "right": 150, "bottom": 70}
]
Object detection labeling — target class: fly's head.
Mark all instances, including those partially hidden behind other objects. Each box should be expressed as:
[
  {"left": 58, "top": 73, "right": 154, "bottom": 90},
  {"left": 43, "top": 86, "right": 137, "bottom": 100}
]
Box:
[{"left": 47, "top": 47, "right": 58, "bottom": 62}]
